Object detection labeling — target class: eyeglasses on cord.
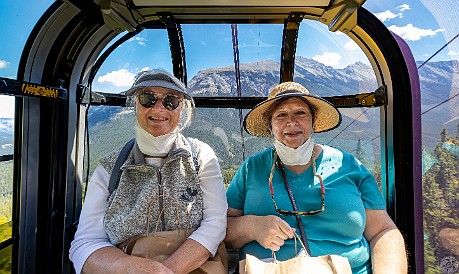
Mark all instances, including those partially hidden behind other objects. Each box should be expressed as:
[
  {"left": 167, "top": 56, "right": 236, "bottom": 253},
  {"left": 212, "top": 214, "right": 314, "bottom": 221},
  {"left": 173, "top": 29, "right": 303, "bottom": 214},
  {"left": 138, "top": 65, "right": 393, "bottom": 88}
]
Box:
[{"left": 269, "top": 152, "right": 325, "bottom": 216}]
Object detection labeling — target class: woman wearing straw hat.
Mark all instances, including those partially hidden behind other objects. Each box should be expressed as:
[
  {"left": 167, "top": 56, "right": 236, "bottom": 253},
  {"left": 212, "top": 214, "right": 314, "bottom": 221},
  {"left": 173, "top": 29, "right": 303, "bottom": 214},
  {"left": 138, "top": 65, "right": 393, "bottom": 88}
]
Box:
[
  {"left": 70, "top": 70, "right": 227, "bottom": 274},
  {"left": 225, "top": 82, "right": 407, "bottom": 273}
]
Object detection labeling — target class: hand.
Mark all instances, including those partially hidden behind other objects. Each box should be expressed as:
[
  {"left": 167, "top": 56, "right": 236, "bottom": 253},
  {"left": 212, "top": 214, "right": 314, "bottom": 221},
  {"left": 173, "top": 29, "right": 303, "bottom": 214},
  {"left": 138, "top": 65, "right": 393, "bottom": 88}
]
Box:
[
  {"left": 251, "top": 215, "right": 295, "bottom": 251},
  {"left": 82, "top": 246, "right": 175, "bottom": 274}
]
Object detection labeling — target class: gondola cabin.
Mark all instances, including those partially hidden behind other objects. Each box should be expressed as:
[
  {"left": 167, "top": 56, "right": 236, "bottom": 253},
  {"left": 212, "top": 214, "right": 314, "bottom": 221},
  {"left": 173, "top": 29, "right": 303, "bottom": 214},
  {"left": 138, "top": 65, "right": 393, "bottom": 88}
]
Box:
[{"left": 0, "top": 0, "right": 458, "bottom": 273}]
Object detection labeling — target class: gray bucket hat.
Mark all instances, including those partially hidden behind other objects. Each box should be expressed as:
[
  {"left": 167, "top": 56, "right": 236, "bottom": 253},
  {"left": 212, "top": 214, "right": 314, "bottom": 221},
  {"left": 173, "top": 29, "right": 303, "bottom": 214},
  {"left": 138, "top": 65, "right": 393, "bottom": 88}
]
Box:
[{"left": 124, "top": 70, "right": 190, "bottom": 99}]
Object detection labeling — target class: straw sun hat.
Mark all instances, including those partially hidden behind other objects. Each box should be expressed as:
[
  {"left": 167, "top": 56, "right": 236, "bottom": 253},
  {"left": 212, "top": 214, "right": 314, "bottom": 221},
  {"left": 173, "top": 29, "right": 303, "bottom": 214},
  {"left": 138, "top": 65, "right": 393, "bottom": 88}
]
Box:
[{"left": 244, "top": 82, "right": 342, "bottom": 137}]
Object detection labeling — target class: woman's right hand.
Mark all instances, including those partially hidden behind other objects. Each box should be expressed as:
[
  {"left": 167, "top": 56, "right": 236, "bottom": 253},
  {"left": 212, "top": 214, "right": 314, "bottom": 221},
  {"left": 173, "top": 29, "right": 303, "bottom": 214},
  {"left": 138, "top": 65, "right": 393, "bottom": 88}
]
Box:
[
  {"left": 251, "top": 215, "right": 295, "bottom": 251},
  {"left": 226, "top": 208, "right": 295, "bottom": 250}
]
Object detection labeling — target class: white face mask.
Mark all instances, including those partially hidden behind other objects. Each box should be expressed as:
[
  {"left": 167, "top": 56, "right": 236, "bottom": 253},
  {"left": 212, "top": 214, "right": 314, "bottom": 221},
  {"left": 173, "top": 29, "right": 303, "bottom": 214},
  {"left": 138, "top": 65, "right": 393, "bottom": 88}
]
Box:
[
  {"left": 135, "top": 123, "right": 178, "bottom": 157},
  {"left": 273, "top": 135, "right": 315, "bottom": 166}
]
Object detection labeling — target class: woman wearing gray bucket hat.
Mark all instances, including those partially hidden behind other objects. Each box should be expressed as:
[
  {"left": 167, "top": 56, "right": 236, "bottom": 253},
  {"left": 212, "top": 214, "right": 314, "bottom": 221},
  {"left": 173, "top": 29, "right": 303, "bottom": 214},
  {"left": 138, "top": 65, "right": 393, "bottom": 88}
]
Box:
[
  {"left": 225, "top": 82, "right": 407, "bottom": 273},
  {"left": 70, "top": 70, "right": 228, "bottom": 274}
]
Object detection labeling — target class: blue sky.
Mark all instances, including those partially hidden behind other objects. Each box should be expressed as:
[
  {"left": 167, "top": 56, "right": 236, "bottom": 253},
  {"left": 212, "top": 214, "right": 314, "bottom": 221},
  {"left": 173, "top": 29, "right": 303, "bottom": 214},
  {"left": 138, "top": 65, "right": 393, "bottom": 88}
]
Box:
[{"left": 0, "top": 0, "right": 458, "bottom": 118}]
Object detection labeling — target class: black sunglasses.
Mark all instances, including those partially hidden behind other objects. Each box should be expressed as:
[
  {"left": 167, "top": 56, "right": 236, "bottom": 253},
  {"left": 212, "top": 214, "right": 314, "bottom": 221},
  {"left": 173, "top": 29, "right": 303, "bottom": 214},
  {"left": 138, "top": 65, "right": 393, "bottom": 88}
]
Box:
[{"left": 136, "top": 92, "right": 183, "bottom": 110}]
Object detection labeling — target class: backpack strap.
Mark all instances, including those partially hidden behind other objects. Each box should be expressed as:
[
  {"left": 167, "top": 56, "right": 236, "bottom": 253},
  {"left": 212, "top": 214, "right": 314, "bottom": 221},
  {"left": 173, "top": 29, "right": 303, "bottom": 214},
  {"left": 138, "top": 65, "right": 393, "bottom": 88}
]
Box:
[
  {"left": 185, "top": 137, "right": 200, "bottom": 173},
  {"left": 107, "top": 137, "right": 199, "bottom": 197},
  {"left": 108, "top": 138, "right": 135, "bottom": 196}
]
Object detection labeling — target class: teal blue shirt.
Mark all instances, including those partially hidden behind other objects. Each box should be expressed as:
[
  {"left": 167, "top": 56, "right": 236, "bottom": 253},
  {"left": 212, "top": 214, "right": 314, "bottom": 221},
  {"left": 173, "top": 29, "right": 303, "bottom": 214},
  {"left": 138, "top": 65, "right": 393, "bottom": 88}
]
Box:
[{"left": 226, "top": 146, "right": 386, "bottom": 274}]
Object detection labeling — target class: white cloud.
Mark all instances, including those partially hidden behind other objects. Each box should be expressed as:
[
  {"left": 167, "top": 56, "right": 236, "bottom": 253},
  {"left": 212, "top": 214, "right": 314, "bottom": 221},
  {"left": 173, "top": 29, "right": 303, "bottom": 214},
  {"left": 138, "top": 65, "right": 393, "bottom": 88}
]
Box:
[
  {"left": 397, "top": 4, "right": 410, "bottom": 12},
  {"left": 0, "top": 96, "right": 14, "bottom": 118},
  {"left": 201, "top": 40, "right": 207, "bottom": 46},
  {"left": 375, "top": 4, "right": 409, "bottom": 22},
  {"left": 344, "top": 41, "right": 359, "bottom": 51},
  {"left": 128, "top": 37, "right": 147, "bottom": 46},
  {"left": 97, "top": 69, "right": 135, "bottom": 87},
  {"left": 388, "top": 24, "right": 444, "bottom": 41},
  {"left": 375, "top": 10, "right": 400, "bottom": 22},
  {"left": 0, "top": 60, "right": 10, "bottom": 69},
  {"left": 447, "top": 50, "right": 459, "bottom": 56},
  {"left": 312, "top": 52, "right": 342, "bottom": 67}
]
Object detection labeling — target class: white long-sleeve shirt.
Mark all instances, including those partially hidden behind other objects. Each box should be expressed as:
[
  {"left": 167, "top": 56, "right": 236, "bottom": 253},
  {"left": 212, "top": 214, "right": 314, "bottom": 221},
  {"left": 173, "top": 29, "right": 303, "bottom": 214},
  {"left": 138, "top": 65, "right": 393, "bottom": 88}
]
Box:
[{"left": 69, "top": 140, "right": 227, "bottom": 274}]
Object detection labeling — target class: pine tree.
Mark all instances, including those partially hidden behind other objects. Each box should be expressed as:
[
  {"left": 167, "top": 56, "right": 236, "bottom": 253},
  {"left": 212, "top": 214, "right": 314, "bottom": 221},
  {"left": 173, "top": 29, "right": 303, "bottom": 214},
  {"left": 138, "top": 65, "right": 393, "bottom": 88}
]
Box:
[
  {"left": 423, "top": 167, "right": 451, "bottom": 263},
  {"left": 440, "top": 128, "right": 447, "bottom": 143},
  {"left": 372, "top": 158, "right": 382, "bottom": 191},
  {"left": 355, "top": 139, "right": 369, "bottom": 167},
  {"left": 424, "top": 239, "right": 441, "bottom": 274},
  {"left": 436, "top": 129, "right": 458, "bottom": 225}
]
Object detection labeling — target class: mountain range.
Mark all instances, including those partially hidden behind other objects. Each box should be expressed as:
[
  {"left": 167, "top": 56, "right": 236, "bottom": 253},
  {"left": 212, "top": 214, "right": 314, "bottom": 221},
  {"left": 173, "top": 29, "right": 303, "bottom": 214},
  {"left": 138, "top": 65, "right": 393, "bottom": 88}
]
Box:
[
  {"left": 1, "top": 59, "right": 458, "bottom": 165},
  {"left": 149, "top": 58, "right": 459, "bottom": 148}
]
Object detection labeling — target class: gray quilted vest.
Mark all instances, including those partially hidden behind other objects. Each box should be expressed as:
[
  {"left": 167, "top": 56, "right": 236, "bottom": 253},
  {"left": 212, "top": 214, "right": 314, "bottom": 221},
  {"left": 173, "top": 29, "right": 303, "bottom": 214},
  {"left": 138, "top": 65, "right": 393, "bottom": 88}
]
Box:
[{"left": 101, "top": 135, "right": 203, "bottom": 245}]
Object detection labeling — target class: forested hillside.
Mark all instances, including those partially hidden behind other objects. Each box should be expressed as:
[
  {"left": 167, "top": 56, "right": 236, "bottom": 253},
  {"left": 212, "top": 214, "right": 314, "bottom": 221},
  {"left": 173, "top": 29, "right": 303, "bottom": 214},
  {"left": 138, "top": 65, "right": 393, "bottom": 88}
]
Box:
[{"left": 422, "top": 126, "right": 459, "bottom": 273}]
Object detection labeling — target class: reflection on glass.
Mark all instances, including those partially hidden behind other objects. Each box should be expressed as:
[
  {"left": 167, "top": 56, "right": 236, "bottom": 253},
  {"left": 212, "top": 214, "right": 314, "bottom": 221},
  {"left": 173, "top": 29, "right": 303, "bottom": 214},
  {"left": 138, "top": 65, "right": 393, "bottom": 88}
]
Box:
[
  {"left": 183, "top": 108, "right": 272, "bottom": 188},
  {"left": 319, "top": 107, "right": 382, "bottom": 188},
  {"left": 0, "top": 112, "right": 14, "bottom": 241},
  {"left": 297, "top": 21, "right": 375, "bottom": 97},
  {"left": 184, "top": 24, "right": 283, "bottom": 97},
  {"left": 87, "top": 22, "right": 383, "bottom": 191},
  {"left": 182, "top": 25, "right": 235, "bottom": 79},
  {"left": 0, "top": 244, "right": 12, "bottom": 273},
  {"left": 298, "top": 21, "right": 382, "bottom": 187},
  {"left": 419, "top": 61, "right": 459, "bottom": 273},
  {"left": 0, "top": 220, "right": 12, "bottom": 243},
  {"left": 85, "top": 106, "right": 136, "bottom": 180},
  {"left": 91, "top": 29, "right": 173, "bottom": 95}
]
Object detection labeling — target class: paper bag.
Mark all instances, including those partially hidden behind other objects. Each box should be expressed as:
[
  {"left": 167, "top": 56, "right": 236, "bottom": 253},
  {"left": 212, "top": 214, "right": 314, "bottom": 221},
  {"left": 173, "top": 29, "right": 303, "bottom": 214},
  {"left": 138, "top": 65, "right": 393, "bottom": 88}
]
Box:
[{"left": 239, "top": 252, "right": 352, "bottom": 274}]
